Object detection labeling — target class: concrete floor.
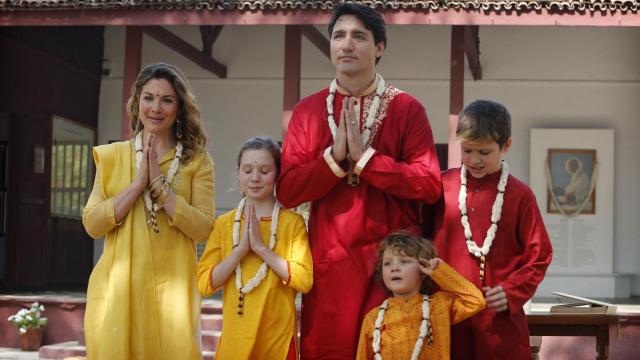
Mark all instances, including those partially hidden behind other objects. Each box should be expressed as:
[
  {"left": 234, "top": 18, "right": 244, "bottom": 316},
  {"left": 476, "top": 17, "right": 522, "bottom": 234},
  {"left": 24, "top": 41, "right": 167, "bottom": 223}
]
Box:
[{"left": 0, "top": 348, "right": 38, "bottom": 360}]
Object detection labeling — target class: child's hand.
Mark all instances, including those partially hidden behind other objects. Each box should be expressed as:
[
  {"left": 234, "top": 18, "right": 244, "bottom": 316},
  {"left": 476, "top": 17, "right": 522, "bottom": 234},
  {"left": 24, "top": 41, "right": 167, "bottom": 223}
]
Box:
[
  {"left": 418, "top": 258, "right": 442, "bottom": 276},
  {"left": 483, "top": 285, "right": 509, "bottom": 312},
  {"left": 247, "top": 205, "right": 266, "bottom": 254}
]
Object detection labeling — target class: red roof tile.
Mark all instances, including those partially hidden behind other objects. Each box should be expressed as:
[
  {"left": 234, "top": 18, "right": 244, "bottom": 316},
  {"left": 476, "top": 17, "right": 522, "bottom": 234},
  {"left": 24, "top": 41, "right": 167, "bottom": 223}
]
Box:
[{"left": 1, "top": 0, "right": 638, "bottom": 12}]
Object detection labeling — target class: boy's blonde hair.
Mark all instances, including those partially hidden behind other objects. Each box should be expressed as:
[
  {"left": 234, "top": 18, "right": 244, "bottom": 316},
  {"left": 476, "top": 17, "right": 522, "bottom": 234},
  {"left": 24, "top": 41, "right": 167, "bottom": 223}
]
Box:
[
  {"left": 375, "top": 232, "right": 438, "bottom": 295},
  {"left": 456, "top": 99, "right": 511, "bottom": 149}
]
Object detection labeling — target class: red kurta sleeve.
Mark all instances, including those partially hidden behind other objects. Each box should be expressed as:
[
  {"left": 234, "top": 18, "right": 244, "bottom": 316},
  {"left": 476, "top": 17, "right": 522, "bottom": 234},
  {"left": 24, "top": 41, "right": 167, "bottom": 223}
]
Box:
[
  {"left": 277, "top": 97, "right": 344, "bottom": 209},
  {"left": 500, "top": 189, "right": 553, "bottom": 314},
  {"left": 358, "top": 98, "right": 441, "bottom": 204}
]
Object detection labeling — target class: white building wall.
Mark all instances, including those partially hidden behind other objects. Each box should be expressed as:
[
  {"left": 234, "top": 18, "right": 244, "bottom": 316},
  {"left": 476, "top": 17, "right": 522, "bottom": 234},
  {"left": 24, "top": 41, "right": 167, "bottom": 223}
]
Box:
[{"left": 97, "top": 24, "right": 640, "bottom": 295}]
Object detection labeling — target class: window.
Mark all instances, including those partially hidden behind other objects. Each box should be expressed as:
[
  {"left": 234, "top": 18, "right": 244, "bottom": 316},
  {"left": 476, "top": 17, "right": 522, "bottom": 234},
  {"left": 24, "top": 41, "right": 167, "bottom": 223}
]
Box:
[{"left": 50, "top": 142, "right": 92, "bottom": 219}]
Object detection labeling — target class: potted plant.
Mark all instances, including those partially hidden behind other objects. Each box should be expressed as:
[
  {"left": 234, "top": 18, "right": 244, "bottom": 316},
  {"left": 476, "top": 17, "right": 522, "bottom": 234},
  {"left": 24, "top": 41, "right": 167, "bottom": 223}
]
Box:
[{"left": 7, "top": 302, "right": 48, "bottom": 351}]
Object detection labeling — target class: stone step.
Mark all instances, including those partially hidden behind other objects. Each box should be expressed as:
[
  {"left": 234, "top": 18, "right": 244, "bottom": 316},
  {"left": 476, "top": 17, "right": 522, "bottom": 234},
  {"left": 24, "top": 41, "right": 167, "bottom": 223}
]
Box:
[
  {"left": 39, "top": 341, "right": 85, "bottom": 359},
  {"left": 38, "top": 335, "right": 220, "bottom": 359},
  {"left": 201, "top": 313, "right": 223, "bottom": 331},
  {"left": 201, "top": 330, "right": 221, "bottom": 353}
]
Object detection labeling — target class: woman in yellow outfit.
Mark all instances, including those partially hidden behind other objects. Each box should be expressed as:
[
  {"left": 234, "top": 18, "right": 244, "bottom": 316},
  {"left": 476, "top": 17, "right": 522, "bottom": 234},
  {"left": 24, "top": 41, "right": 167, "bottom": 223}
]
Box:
[
  {"left": 356, "top": 233, "right": 486, "bottom": 360},
  {"left": 197, "top": 137, "right": 313, "bottom": 360},
  {"left": 82, "top": 63, "right": 214, "bottom": 360}
]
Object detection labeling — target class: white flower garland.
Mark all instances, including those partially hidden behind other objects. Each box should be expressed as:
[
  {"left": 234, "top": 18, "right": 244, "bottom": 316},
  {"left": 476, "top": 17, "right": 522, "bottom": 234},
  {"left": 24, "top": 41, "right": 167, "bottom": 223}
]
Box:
[
  {"left": 459, "top": 161, "right": 509, "bottom": 258},
  {"left": 326, "top": 74, "right": 386, "bottom": 146},
  {"left": 372, "top": 295, "right": 432, "bottom": 360},
  {"left": 134, "top": 131, "right": 183, "bottom": 222},
  {"left": 232, "top": 197, "right": 282, "bottom": 297}
]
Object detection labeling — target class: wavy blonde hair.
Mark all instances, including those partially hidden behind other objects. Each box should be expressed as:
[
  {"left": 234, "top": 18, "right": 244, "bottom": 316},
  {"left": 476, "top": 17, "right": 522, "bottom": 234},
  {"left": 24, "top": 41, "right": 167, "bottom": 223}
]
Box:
[
  {"left": 375, "top": 232, "right": 438, "bottom": 295},
  {"left": 127, "top": 63, "right": 207, "bottom": 164}
]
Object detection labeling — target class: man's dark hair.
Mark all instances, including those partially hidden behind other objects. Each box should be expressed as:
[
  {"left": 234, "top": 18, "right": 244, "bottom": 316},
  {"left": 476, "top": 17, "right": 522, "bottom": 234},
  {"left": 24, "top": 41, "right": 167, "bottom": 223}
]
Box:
[
  {"left": 328, "top": 2, "right": 387, "bottom": 64},
  {"left": 457, "top": 100, "right": 512, "bottom": 149}
]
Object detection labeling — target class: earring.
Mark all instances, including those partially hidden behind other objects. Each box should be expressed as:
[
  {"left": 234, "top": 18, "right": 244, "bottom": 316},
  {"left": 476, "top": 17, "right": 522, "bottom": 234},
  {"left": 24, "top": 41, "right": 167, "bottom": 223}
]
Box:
[
  {"left": 176, "top": 117, "right": 183, "bottom": 140},
  {"left": 135, "top": 118, "right": 142, "bottom": 133}
]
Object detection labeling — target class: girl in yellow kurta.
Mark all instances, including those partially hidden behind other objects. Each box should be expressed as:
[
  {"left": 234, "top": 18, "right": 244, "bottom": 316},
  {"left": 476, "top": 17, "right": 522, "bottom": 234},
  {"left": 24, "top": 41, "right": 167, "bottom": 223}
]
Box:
[
  {"left": 82, "top": 63, "right": 214, "bottom": 360},
  {"left": 197, "top": 137, "right": 313, "bottom": 360},
  {"left": 356, "top": 233, "right": 485, "bottom": 360}
]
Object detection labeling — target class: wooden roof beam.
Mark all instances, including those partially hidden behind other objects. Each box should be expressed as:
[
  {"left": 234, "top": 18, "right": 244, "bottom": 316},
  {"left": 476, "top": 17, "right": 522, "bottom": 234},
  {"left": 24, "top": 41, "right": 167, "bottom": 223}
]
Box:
[
  {"left": 301, "top": 25, "right": 330, "bottom": 60},
  {"left": 464, "top": 25, "right": 482, "bottom": 81},
  {"left": 448, "top": 26, "right": 465, "bottom": 169},
  {"left": 142, "top": 26, "right": 227, "bottom": 78},
  {"left": 199, "top": 25, "right": 223, "bottom": 56},
  {"left": 121, "top": 27, "right": 142, "bottom": 140},
  {"left": 282, "top": 25, "right": 302, "bottom": 137}
]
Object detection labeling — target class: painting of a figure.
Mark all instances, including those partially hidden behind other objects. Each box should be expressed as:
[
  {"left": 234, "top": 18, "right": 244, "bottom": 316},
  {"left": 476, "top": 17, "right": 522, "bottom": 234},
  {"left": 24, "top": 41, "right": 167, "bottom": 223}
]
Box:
[{"left": 546, "top": 149, "right": 597, "bottom": 215}]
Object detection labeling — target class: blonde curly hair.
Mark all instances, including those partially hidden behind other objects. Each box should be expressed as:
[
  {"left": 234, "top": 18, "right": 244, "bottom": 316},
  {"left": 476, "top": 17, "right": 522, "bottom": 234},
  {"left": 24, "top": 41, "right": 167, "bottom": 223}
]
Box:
[{"left": 126, "top": 63, "right": 207, "bottom": 164}]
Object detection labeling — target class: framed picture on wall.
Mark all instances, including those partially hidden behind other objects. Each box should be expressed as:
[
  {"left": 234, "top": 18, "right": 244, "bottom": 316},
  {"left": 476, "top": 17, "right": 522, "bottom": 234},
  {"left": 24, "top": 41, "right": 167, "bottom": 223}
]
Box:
[
  {"left": 546, "top": 148, "right": 596, "bottom": 215},
  {"left": 530, "top": 129, "right": 613, "bottom": 275}
]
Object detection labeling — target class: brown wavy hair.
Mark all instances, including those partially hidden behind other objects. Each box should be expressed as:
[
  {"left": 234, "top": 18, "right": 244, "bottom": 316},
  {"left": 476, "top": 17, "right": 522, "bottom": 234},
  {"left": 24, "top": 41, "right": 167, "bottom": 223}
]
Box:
[
  {"left": 126, "top": 63, "right": 207, "bottom": 164},
  {"left": 375, "top": 232, "right": 438, "bottom": 295}
]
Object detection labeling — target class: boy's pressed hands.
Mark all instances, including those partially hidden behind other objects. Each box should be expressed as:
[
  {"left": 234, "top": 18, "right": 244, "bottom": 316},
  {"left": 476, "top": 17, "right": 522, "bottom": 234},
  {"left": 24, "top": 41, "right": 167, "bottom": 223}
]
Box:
[
  {"left": 483, "top": 285, "right": 508, "bottom": 312},
  {"left": 419, "top": 258, "right": 442, "bottom": 276}
]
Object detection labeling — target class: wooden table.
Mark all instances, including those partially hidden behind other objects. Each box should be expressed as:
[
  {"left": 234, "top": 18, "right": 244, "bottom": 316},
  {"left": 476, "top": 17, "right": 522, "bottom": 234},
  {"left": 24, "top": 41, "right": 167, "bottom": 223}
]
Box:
[{"left": 527, "top": 312, "right": 619, "bottom": 360}]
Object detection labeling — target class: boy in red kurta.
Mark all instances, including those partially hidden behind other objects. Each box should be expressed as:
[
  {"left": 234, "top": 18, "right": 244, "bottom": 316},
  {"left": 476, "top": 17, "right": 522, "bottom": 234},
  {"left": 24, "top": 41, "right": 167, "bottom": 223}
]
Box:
[
  {"left": 276, "top": 3, "right": 441, "bottom": 359},
  {"left": 432, "top": 100, "right": 553, "bottom": 359}
]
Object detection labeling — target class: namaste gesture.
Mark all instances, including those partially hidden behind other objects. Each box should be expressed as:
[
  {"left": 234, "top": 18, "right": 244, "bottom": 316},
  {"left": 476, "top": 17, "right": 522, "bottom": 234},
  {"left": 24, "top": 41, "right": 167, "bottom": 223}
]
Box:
[
  {"left": 331, "top": 97, "right": 366, "bottom": 164},
  {"left": 134, "top": 133, "right": 163, "bottom": 190},
  {"left": 234, "top": 203, "right": 270, "bottom": 257}
]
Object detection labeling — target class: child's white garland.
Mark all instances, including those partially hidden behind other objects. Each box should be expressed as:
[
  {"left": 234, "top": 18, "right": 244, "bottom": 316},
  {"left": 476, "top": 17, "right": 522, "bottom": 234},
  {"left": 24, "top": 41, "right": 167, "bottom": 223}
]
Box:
[
  {"left": 372, "top": 295, "right": 432, "bottom": 360},
  {"left": 232, "top": 197, "right": 281, "bottom": 313},
  {"left": 326, "top": 74, "right": 386, "bottom": 146},
  {"left": 459, "top": 161, "right": 509, "bottom": 259},
  {"left": 134, "top": 132, "right": 183, "bottom": 231}
]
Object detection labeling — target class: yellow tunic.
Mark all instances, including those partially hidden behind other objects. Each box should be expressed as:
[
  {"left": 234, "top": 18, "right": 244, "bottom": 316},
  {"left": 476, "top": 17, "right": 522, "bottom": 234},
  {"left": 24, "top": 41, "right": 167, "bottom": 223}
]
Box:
[
  {"left": 356, "top": 262, "right": 486, "bottom": 360},
  {"left": 82, "top": 141, "right": 215, "bottom": 360},
  {"left": 197, "top": 208, "right": 313, "bottom": 360}
]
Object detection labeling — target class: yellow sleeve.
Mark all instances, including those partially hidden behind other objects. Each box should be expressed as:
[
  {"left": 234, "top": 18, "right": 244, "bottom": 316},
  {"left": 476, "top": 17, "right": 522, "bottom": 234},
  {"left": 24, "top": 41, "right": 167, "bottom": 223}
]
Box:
[
  {"left": 82, "top": 154, "right": 118, "bottom": 240},
  {"left": 431, "top": 262, "right": 486, "bottom": 324},
  {"left": 196, "top": 216, "right": 224, "bottom": 296},
  {"left": 168, "top": 153, "right": 215, "bottom": 243},
  {"left": 356, "top": 309, "right": 375, "bottom": 360},
  {"left": 283, "top": 213, "right": 313, "bottom": 293}
]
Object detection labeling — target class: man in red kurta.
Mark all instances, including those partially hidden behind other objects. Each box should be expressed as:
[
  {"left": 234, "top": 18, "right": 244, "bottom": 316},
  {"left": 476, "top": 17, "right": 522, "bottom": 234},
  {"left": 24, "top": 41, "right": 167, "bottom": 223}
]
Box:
[
  {"left": 433, "top": 100, "right": 553, "bottom": 360},
  {"left": 276, "top": 3, "right": 441, "bottom": 359}
]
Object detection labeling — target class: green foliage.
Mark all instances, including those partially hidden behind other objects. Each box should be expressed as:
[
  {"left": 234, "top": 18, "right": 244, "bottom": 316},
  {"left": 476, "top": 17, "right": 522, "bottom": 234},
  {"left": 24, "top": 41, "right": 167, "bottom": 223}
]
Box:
[{"left": 7, "top": 302, "right": 48, "bottom": 334}]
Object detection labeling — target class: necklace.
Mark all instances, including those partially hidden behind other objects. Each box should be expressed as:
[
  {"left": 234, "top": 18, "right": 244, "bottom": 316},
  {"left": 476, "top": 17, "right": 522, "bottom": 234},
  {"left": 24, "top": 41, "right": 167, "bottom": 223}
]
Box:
[
  {"left": 372, "top": 295, "right": 432, "bottom": 360},
  {"left": 134, "top": 131, "right": 183, "bottom": 233},
  {"left": 458, "top": 161, "right": 508, "bottom": 283},
  {"left": 232, "top": 197, "right": 282, "bottom": 316}
]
